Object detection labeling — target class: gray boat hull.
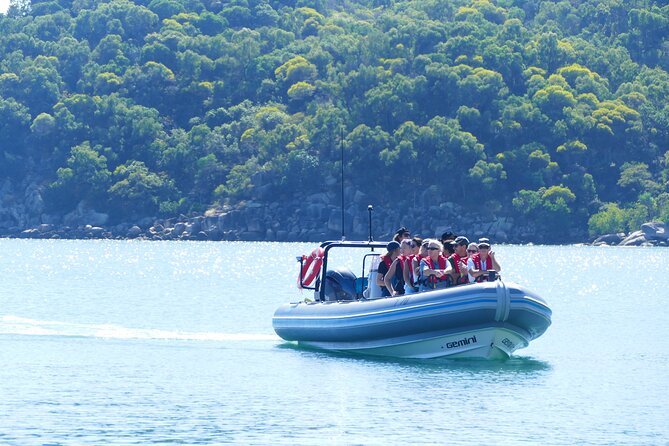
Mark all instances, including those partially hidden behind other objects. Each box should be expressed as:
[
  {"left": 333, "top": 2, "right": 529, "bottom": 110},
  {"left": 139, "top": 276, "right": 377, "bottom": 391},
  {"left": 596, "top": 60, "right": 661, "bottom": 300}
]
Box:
[{"left": 272, "top": 280, "right": 551, "bottom": 359}]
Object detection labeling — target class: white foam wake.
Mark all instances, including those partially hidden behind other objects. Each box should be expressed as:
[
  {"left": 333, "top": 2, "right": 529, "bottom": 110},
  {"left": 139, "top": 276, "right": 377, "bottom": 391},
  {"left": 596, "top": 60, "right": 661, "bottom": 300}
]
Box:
[{"left": 0, "top": 315, "right": 279, "bottom": 342}]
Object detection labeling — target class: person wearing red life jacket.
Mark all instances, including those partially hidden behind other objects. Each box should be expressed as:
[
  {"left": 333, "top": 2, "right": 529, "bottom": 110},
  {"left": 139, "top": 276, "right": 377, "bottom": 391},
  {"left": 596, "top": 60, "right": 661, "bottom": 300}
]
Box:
[
  {"left": 447, "top": 236, "right": 470, "bottom": 285},
  {"left": 412, "top": 240, "right": 429, "bottom": 291},
  {"left": 403, "top": 237, "right": 422, "bottom": 294},
  {"left": 418, "top": 240, "right": 453, "bottom": 292},
  {"left": 467, "top": 240, "right": 501, "bottom": 283},
  {"left": 440, "top": 231, "right": 455, "bottom": 256},
  {"left": 376, "top": 241, "right": 404, "bottom": 297},
  {"left": 389, "top": 238, "right": 414, "bottom": 294},
  {"left": 385, "top": 239, "right": 414, "bottom": 295}
]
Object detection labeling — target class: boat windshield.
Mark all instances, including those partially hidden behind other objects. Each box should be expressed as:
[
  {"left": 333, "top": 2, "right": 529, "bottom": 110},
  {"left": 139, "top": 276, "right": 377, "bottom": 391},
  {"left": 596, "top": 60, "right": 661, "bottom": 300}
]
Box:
[{"left": 308, "top": 241, "right": 387, "bottom": 301}]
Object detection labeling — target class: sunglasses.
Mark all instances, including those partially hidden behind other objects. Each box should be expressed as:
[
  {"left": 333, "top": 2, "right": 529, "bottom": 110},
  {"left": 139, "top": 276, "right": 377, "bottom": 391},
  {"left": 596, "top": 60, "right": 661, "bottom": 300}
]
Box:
[
  {"left": 427, "top": 247, "right": 440, "bottom": 251},
  {"left": 467, "top": 249, "right": 478, "bottom": 253}
]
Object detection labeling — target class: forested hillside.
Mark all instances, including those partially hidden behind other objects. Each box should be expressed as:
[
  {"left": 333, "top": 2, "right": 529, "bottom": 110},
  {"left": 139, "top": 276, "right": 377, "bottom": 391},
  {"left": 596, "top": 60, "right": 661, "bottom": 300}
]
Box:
[{"left": 1, "top": 0, "right": 669, "bottom": 241}]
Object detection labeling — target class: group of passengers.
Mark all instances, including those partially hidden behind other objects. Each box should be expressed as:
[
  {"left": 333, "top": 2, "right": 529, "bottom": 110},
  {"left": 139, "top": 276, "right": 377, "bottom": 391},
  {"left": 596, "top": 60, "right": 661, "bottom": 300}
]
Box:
[{"left": 376, "top": 227, "right": 501, "bottom": 297}]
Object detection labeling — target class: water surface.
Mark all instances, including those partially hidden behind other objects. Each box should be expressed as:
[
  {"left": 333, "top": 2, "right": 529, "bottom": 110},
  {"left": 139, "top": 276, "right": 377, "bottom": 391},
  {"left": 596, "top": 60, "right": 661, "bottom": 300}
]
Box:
[{"left": 0, "top": 240, "right": 667, "bottom": 444}]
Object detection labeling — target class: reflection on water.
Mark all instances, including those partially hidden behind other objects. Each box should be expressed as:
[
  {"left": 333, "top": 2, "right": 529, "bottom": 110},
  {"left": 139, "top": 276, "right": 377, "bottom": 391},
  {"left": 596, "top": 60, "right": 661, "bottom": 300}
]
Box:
[{"left": 276, "top": 341, "right": 552, "bottom": 375}]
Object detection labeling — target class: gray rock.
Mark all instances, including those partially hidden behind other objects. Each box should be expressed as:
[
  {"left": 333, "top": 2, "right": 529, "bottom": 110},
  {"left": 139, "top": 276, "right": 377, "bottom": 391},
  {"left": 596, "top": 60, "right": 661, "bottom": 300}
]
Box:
[
  {"left": 247, "top": 218, "right": 264, "bottom": 232},
  {"left": 127, "top": 225, "right": 142, "bottom": 238},
  {"left": 20, "top": 228, "right": 39, "bottom": 238},
  {"left": 593, "top": 233, "right": 625, "bottom": 245},
  {"left": 24, "top": 182, "right": 44, "bottom": 216},
  {"left": 203, "top": 216, "right": 218, "bottom": 232},
  {"left": 640, "top": 221, "right": 668, "bottom": 241},
  {"left": 619, "top": 230, "right": 646, "bottom": 246},
  {"left": 137, "top": 217, "right": 154, "bottom": 229},
  {"left": 63, "top": 201, "right": 108, "bottom": 227},
  {"left": 37, "top": 223, "right": 54, "bottom": 233},
  {"left": 88, "top": 227, "right": 105, "bottom": 237},
  {"left": 173, "top": 222, "right": 186, "bottom": 236}
]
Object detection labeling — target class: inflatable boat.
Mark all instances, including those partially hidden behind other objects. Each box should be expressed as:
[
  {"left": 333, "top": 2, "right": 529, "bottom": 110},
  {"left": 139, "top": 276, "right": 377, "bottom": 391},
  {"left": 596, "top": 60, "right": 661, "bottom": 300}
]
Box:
[{"left": 272, "top": 240, "right": 551, "bottom": 359}]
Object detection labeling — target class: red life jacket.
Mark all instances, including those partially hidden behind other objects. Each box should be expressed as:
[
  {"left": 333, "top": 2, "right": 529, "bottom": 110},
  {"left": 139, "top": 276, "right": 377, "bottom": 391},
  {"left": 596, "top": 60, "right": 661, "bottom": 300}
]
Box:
[
  {"left": 380, "top": 254, "right": 405, "bottom": 294},
  {"left": 396, "top": 255, "right": 405, "bottom": 272},
  {"left": 449, "top": 253, "right": 465, "bottom": 273},
  {"left": 381, "top": 255, "right": 393, "bottom": 269},
  {"left": 472, "top": 253, "right": 493, "bottom": 282},
  {"left": 424, "top": 255, "right": 449, "bottom": 285},
  {"left": 449, "top": 253, "right": 468, "bottom": 284}
]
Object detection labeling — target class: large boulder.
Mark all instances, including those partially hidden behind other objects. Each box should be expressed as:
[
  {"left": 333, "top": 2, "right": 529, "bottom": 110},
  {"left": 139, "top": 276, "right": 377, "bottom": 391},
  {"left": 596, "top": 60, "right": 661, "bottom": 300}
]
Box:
[
  {"left": 24, "top": 182, "right": 44, "bottom": 218},
  {"left": 63, "top": 201, "right": 109, "bottom": 227},
  {"left": 593, "top": 233, "right": 626, "bottom": 245},
  {"left": 172, "top": 222, "right": 186, "bottom": 236},
  {"left": 640, "top": 221, "right": 668, "bottom": 241},
  {"left": 127, "top": 225, "right": 142, "bottom": 238},
  {"left": 619, "top": 230, "right": 647, "bottom": 246}
]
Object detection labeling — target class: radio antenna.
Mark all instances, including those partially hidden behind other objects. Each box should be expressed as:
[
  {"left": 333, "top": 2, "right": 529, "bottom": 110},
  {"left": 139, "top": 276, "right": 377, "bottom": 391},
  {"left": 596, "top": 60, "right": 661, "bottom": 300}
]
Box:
[
  {"left": 340, "top": 127, "right": 345, "bottom": 241},
  {"left": 368, "top": 205, "right": 373, "bottom": 242}
]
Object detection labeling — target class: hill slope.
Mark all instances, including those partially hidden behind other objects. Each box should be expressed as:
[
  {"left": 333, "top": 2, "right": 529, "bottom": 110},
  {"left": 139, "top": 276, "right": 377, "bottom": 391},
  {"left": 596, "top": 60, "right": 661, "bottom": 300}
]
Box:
[{"left": 1, "top": 0, "right": 669, "bottom": 241}]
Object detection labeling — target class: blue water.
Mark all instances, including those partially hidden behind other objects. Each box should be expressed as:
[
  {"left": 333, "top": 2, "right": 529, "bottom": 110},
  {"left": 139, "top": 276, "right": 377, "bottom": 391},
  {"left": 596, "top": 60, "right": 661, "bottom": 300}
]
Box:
[{"left": 0, "top": 239, "right": 667, "bottom": 445}]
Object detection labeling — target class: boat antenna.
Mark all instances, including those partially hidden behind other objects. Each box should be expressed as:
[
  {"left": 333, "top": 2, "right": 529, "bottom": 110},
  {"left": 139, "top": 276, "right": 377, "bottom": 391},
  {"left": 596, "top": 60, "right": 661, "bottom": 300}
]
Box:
[
  {"left": 368, "top": 204, "right": 374, "bottom": 242},
  {"left": 340, "top": 126, "right": 345, "bottom": 241}
]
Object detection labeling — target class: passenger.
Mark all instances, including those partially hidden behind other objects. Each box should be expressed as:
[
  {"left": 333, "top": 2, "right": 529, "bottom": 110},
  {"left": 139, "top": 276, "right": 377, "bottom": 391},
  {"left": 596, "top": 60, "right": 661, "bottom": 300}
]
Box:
[
  {"left": 404, "top": 236, "right": 422, "bottom": 294},
  {"left": 447, "top": 236, "right": 470, "bottom": 285},
  {"left": 376, "top": 241, "right": 404, "bottom": 297},
  {"left": 414, "top": 240, "right": 429, "bottom": 289},
  {"left": 393, "top": 226, "right": 411, "bottom": 242},
  {"left": 396, "top": 239, "right": 416, "bottom": 294},
  {"left": 411, "top": 237, "right": 423, "bottom": 260},
  {"left": 441, "top": 231, "right": 455, "bottom": 256},
  {"left": 419, "top": 240, "right": 453, "bottom": 292},
  {"left": 467, "top": 240, "right": 501, "bottom": 283},
  {"left": 467, "top": 242, "right": 479, "bottom": 256},
  {"left": 385, "top": 239, "right": 413, "bottom": 295}
]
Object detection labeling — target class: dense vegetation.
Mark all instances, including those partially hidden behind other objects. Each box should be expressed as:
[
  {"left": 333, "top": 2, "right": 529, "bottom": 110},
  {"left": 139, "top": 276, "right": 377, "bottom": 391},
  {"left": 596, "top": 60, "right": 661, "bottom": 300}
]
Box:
[{"left": 1, "top": 0, "right": 669, "bottom": 239}]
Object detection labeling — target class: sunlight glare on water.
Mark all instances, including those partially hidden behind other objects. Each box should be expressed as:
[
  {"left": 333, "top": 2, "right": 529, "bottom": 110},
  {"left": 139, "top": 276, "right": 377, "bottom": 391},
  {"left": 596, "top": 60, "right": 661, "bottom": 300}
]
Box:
[{"left": 0, "top": 239, "right": 667, "bottom": 445}]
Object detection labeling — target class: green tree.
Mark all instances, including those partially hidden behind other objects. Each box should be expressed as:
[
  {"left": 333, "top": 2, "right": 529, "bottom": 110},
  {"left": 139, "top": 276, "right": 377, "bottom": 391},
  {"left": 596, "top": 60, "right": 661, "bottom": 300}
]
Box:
[
  {"left": 46, "top": 141, "right": 112, "bottom": 210},
  {"left": 588, "top": 203, "right": 626, "bottom": 236},
  {"left": 108, "top": 160, "right": 174, "bottom": 217}
]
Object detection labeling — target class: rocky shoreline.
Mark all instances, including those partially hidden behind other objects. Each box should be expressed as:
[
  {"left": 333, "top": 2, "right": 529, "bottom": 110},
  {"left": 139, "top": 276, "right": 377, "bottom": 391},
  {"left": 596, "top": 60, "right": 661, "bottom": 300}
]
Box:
[
  {"left": 590, "top": 221, "right": 669, "bottom": 247},
  {"left": 2, "top": 202, "right": 668, "bottom": 247},
  {"left": 2, "top": 200, "right": 520, "bottom": 243},
  {"left": 1, "top": 178, "right": 667, "bottom": 245}
]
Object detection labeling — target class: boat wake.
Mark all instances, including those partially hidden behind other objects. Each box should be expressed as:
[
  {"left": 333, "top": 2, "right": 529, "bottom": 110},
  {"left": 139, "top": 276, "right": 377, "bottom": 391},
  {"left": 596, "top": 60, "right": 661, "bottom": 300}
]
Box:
[{"left": 0, "top": 315, "right": 279, "bottom": 342}]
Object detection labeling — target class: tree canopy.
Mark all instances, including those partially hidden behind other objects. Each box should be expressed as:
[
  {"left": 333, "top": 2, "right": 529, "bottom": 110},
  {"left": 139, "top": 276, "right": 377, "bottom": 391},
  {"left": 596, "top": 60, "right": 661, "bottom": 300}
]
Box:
[{"left": 2, "top": 0, "right": 669, "bottom": 240}]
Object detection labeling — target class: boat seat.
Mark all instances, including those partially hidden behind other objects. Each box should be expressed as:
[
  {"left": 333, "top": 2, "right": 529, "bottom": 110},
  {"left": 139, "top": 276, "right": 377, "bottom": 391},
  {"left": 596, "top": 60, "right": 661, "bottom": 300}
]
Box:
[{"left": 364, "top": 256, "right": 384, "bottom": 299}]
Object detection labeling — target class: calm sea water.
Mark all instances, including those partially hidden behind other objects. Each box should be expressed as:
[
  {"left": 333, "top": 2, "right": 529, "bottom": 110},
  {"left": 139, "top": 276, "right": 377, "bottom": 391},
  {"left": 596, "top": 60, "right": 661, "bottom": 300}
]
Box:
[{"left": 0, "top": 239, "right": 667, "bottom": 445}]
